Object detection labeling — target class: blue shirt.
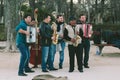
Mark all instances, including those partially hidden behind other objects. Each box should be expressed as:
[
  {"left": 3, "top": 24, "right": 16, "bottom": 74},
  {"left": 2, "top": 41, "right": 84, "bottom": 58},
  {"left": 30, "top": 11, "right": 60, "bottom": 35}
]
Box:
[{"left": 16, "top": 20, "right": 28, "bottom": 46}]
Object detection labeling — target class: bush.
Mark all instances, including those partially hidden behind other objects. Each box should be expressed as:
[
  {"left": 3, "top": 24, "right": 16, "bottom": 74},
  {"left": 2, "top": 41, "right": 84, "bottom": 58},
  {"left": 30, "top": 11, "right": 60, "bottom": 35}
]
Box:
[
  {"left": 0, "top": 24, "right": 6, "bottom": 41},
  {"left": 92, "top": 24, "right": 120, "bottom": 31}
]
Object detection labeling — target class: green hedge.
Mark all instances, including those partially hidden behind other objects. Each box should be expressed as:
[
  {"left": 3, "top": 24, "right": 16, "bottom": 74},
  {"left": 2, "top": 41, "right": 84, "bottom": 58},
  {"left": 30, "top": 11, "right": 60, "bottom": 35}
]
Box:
[
  {"left": 0, "top": 23, "right": 6, "bottom": 41},
  {"left": 92, "top": 24, "right": 120, "bottom": 31}
]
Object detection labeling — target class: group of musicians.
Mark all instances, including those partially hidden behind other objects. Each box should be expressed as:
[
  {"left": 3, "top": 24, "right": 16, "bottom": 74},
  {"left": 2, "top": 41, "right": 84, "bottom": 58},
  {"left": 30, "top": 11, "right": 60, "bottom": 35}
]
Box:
[{"left": 16, "top": 12, "right": 93, "bottom": 76}]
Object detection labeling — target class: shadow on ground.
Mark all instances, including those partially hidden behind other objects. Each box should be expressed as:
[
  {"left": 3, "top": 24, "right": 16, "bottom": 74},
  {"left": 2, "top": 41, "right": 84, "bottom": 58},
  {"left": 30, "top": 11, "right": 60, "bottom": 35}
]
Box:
[
  {"left": 32, "top": 74, "right": 68, "bottom": 80},
  {"left": 102, "top": 53, "right": 120, "bottom": 57}
]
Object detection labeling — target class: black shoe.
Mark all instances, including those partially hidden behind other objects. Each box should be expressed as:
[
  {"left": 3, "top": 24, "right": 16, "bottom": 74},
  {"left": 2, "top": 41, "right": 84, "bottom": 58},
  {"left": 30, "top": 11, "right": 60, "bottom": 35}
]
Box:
[
  {"left": 79, "top": 69, "right": 83, "bottom": 73},
  {"left": 69, "top": 70, "right": 74, "bottom": 72},
  {"left": 32, "top": 65, "right": 38, "bottom": 68},
  {"left": 18, "top": 73, "right": 27, "bottom": 76},
  {"left": 25, "top": 69, "right": 35, "bottom": 73},
  {"left": 84, "top": 65, "right": 90, "bottom": 68},
  {"left": 49, "top": 68, "right": 58, "bottom": 71},
  {"left": 42, "top": 70, "right": 49, "bottom": 72},
  {"left": 59, "top": 66, "right": 63, "bottom": 69}
]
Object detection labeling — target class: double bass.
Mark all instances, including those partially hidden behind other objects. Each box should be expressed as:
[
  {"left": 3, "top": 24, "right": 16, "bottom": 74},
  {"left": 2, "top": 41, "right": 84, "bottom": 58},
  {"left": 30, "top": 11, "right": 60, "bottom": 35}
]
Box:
[{"left": 29, "top": 8, "right": 42, "bottom": 68}]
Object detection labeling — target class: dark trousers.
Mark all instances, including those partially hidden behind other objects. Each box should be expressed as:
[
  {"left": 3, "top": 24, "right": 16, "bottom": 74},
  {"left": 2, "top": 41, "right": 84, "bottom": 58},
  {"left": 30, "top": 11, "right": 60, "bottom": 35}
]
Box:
[
  {"left": 82, "top": 38, "right": 90, "bottom": 66},
  {"left": 17, "top": 43, "right": 30, "bottom": 74},
  {"left": 68, "top": 44, "right": 83, "bottom": 70}
]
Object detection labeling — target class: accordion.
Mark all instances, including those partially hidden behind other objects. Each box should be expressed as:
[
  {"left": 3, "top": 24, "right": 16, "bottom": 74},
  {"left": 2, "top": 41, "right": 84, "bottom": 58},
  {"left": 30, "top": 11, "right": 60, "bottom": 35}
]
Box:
[{"left": 26, "top": 26, "right": 36, "bottom": 44}]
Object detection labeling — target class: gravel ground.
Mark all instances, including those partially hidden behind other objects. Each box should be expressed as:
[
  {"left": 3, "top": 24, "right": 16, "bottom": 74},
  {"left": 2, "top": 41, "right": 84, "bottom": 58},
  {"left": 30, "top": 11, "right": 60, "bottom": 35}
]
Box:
[{"left": 0, "top": 41, "right": 120, "bottom": 80}]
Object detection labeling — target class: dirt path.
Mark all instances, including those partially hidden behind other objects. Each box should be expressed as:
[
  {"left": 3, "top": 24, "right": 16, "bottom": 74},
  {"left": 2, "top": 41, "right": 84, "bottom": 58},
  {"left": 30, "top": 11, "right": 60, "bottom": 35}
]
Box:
[{"left": 0, "top": 44, "right": 120, "bottom": 80}]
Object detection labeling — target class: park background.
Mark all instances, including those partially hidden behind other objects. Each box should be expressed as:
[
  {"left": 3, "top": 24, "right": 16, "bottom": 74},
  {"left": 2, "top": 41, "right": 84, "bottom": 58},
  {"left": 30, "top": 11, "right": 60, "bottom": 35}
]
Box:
[{"left": 0, "top": 0, "right": 120, "bottom": 80}]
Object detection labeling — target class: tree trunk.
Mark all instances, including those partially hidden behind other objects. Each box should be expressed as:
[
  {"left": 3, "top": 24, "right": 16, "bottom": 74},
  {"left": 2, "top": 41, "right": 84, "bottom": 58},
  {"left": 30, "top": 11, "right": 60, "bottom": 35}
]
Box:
[
  {"left": 94, "top": 0, "right": 104, "bottom": 24},
  {"left": 29, "top": 0, "right": 35, "bottom": 16},
  {"left": 78, "top": 0, "right": 81, "bottom": 3},
  {"left": 87, "top": 0, "right": 90, "bottom": 23},
  {"left": 0, "top": 0, "right": 3, "bottom": 23},
  {"left": 4, "top": 0, "right": 20, "bottom": 52},
  {"left": 70, "top": 0, "right": 73, "bottom": 16}
]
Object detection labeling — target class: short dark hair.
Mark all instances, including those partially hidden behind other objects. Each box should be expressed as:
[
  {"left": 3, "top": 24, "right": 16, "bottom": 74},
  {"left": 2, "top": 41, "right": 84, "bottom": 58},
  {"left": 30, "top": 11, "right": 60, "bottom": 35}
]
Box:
[
  {"left": 43, "top": 13, "right": 51, "bottom": 20},
  {"left": 79, "top": 14, "right": 86, "bottom": 18},
  {"left": 23, "top": 13, "right": 32, "bottom": 19},
  {"left": 56, "top": 14, "right": 63, "bottom": 19},
  {"left": 69, "top": 16, "right": 76, "bottom": 21}
]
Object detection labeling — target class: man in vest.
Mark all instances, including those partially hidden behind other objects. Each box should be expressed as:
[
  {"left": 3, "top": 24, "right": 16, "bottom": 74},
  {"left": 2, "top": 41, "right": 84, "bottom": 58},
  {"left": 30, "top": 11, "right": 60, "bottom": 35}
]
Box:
[{"left": 64, "top": 16, "right": 83, "bottom": 72}]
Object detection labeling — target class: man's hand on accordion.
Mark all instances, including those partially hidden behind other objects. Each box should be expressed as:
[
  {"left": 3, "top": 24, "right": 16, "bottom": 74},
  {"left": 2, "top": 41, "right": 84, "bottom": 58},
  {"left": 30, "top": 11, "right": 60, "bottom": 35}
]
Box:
[
  {"left": 25, "top": 31, "right": 30, "bottom": 36},
  {"left": 18, "top": 29, "right": 29, "bottom": 36}
]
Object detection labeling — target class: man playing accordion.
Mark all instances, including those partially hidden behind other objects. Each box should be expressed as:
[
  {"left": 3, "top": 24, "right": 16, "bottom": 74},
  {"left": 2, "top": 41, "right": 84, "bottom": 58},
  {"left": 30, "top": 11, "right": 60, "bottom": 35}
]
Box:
[{"left": 76, "top": 14, "right": 93, "bottom": 69}]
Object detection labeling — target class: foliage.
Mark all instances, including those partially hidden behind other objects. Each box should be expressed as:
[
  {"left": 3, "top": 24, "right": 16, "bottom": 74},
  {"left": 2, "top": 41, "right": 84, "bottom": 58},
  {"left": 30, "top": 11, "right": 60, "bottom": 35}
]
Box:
[
  {"left": 93, "top": 24, "right": 120, "bottom": 31},
  {"left": 20, "top": 5, "right": 55, "bottom": 24},
  {"left": 0, "top": 24, "right": 6, "bottom": 41},
  {"left": 21, "top": 4, "right": 28, "bottom": 12}
]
